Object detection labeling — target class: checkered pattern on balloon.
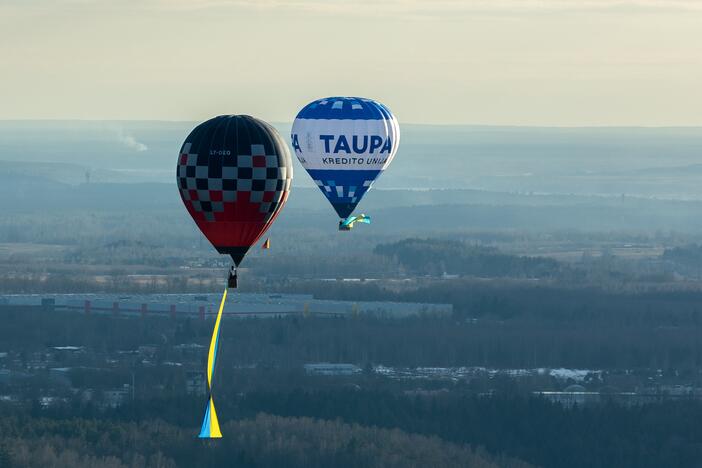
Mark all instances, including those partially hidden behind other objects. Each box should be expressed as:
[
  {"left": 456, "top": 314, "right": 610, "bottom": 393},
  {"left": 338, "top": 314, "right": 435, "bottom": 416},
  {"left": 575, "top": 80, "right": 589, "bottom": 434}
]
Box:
[{"left": 178, "top": 142, "right": 291, "bottom": 226}]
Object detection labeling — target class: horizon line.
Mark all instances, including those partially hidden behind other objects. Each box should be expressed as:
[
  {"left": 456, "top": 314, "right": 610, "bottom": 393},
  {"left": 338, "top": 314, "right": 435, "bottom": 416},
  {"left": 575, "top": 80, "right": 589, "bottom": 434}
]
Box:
[{"left": 0, "top": 119, "right": 701, "bottom": 130}]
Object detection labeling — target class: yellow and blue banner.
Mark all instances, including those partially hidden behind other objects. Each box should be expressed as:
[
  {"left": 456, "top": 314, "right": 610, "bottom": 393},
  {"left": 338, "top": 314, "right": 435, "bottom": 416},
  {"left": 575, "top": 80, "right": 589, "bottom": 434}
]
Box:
[
  {"left": 199, "top": 287, "right": 228, "bottom": 439},
  {"left": 339, "top": 214, "right": 371, "bottom": 231}
]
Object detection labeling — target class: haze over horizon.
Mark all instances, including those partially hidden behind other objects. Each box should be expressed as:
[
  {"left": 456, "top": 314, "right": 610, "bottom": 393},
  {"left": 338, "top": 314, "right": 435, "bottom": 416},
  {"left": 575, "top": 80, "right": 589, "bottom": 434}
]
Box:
[{"left": 2, "top": 0, "right": 701, "bottom": 126}]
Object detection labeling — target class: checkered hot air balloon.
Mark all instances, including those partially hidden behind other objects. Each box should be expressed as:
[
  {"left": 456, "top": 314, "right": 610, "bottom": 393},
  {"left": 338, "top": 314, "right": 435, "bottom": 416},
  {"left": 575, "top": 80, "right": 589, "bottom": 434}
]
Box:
[
  {"left": 177, "top": 115, "right": 292, "bottom": 266},
  {"left": 291, "top": 97, "right": 400, "bottom": 225},
  {"left": 177, "top": 115, "right": 292, "bottom": 439}
]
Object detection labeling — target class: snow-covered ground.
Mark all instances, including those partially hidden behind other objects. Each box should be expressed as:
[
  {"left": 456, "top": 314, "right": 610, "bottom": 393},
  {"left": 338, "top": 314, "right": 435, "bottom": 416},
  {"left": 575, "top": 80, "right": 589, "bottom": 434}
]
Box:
[{"left": 373, "top": 365, "right": 602, "bottom": 382}]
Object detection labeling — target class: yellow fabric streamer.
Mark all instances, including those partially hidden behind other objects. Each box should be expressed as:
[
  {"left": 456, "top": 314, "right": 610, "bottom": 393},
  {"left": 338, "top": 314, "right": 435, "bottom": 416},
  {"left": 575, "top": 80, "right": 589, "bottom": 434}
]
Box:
[{"left": 199, "top": 287, "right": 228, "bottom": 438}]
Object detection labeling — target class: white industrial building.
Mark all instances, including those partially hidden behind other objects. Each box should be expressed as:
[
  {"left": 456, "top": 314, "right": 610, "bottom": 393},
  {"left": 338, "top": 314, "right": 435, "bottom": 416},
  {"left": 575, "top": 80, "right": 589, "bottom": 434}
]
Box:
[
  {"left": 0, "top": 293, "right": 452, "bottom": 319},
  {"left": 304, "top": 363, "right": 362, "bottom": 376}
]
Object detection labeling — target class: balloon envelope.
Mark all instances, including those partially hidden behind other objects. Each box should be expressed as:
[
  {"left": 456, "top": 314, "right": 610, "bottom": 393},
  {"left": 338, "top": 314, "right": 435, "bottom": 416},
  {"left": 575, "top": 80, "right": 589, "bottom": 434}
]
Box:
[
  {"left": 177, "top": 115, "right": 293, "bottom": 265},
  {"left": 291, "top": 97, "right": 399, "bottom": 218}
]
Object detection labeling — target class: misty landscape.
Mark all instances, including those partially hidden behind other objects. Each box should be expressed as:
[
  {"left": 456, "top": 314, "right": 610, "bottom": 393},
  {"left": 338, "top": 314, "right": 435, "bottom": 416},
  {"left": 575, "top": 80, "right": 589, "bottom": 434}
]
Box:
[
  {"left": 2, "top": 121, "right": 702, "bottom": 467},
  {"left": 5, "top": 0, "right": 702, "bottom": 463}
]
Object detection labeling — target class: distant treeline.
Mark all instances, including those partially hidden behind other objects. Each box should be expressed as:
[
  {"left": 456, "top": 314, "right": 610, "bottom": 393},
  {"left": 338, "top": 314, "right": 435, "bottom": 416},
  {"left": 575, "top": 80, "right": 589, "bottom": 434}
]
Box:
[
  {"left": 0, "top": 235, "right": 667, "bottom": 295},
  {"left": 374, "top": 238, "right": 563, "bottom": 278},
  {"left": 663, "top": 244, "right": 702, "bottom": 275}
]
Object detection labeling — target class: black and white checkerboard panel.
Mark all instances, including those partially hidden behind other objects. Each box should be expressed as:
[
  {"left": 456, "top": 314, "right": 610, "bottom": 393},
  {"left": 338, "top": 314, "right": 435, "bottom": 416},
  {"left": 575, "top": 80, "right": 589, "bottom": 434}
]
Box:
[{"left": 177, "top": 143, "right": 292, "bottom": 222}]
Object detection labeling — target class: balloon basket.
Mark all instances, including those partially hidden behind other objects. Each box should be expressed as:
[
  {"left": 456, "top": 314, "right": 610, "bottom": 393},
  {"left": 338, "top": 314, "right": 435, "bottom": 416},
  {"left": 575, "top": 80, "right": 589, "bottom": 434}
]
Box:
[{"left": 227, "top": 267, "right": 238, "bottom": 289}]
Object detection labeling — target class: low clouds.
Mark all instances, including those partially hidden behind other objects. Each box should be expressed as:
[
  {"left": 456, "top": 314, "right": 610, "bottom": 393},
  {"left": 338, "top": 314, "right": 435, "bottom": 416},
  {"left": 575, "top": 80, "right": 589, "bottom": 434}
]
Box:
[{"left": 117, "top": 131, "right": 148, "bottom": 152}]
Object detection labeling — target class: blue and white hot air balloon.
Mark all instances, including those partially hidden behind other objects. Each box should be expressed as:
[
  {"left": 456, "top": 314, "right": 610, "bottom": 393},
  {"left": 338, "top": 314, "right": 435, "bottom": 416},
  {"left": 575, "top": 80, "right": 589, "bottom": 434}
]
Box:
[{"left": 291, "top": 97, "right": 400, "bottom": 229}]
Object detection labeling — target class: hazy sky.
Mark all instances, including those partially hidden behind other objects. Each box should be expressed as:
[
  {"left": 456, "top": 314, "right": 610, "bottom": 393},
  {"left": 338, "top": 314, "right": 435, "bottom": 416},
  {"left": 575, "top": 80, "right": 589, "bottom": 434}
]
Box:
[{"left": 1, "top": 0, "right": 701, "bottom": 125}]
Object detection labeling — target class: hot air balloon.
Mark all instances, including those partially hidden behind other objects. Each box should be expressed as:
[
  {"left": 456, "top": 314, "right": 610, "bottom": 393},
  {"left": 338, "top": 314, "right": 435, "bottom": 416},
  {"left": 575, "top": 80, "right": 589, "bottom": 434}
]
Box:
[
  {"left": 176, "top": 115, "right": 292, "bottom": 438},
  {"left": 177, "top": 115, "right": 293, "bottom": 284},
  {"left": 291, "top": 97, "right": 399, "bottom": 230}
]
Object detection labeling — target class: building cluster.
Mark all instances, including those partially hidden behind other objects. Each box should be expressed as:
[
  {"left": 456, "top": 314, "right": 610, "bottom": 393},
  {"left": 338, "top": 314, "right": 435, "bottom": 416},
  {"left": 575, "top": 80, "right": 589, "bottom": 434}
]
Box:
[
  {"left": 2, "top": 342, "right": 702, "bottom": 411},
  {"left": 0, "top": 341, "right": 208, "bottom": 410}
]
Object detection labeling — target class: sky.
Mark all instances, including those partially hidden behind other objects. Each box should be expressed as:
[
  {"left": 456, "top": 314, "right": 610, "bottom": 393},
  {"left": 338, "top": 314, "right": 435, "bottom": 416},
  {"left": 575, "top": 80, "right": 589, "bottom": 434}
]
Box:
[{"left": 1, "top": 0, "right": 701, "bottom": 125}]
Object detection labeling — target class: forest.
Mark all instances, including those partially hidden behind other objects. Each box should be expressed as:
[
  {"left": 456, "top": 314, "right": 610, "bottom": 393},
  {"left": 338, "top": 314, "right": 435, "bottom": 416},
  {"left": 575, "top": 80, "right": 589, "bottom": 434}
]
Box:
[
  {"left": 0, "top": 411, "right": 532, "bottom": 468},
  {"left": 3, "top": 391, "right": 702, "bottom": 468},
  {"left": 373, "top": 238, "right": 563, "bottom": 278},
  {"left": 2, "top": 296, "right": 702, "bottom": 467},
  {"left": 2, "top": 186, "right": 702, "bottom": 467}
]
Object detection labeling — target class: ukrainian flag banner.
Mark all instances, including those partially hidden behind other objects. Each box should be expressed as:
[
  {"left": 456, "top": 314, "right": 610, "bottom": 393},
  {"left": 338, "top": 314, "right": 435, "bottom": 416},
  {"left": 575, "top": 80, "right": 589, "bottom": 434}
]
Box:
[{"left": 199, "top": 288, "right": 228, "bottom": 438}]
